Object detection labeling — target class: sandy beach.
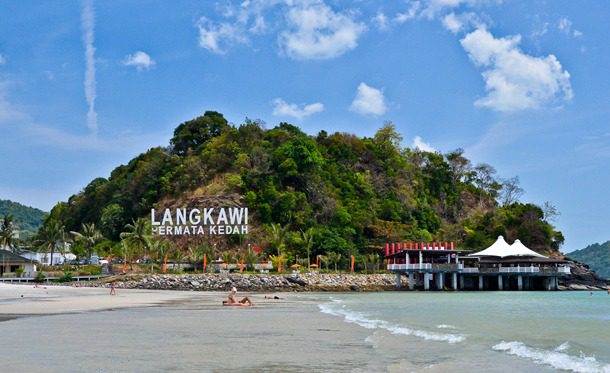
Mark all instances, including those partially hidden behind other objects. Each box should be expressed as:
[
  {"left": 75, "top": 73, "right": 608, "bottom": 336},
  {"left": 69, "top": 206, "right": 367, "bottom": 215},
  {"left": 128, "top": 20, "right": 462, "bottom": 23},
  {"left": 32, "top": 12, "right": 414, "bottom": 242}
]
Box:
[{"left": 0, "top": 283, "right": 387, "bottom": 372}]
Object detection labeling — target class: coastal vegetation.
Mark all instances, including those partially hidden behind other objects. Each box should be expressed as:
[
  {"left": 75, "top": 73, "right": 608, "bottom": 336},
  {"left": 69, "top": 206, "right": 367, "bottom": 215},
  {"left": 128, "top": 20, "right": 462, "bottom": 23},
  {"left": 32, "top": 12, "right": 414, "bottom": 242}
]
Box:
[{"left": 33, "top": 111, "right": 564, "bottom": 272}]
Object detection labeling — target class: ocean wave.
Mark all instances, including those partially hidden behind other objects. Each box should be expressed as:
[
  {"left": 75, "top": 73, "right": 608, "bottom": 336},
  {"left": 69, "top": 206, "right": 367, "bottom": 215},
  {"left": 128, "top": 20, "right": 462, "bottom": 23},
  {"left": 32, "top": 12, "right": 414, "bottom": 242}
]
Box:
[
  {"left": 436, "top": 324, "right": 458, "bottom": 330},
  {"left": 493, "top": 341, "right": 610, "bottom": 373},
  {"left": 318, "top": 303, "right": 465, "bottom": 344}
]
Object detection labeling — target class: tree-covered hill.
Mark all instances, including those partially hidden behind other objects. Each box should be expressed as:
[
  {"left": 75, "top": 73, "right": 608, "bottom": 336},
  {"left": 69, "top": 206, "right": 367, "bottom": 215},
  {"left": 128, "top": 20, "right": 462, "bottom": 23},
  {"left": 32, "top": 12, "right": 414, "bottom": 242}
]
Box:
[
  {"left": 0, "top": 199, "right": 47, "bottom": 239},
  {"left": 40, "top": 111, "right": 564, "bottom": 263},
  {"left": 568, "top": 242, "right": 610, "bottom": 279}
]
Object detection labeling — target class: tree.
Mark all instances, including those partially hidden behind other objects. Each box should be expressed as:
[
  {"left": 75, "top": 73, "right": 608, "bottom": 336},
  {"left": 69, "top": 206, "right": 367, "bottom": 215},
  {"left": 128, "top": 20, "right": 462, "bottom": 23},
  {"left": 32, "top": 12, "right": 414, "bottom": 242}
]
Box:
[
  {"left": 0, "top": 214, "right": 16, "bottom": 252},
  {"left": 326, "top": 252, "right": 342, "bottom": 272},
  {"left": 474, "top": 163, "right": 500, "bottom": 207},
  {"left": 221, "top": 251, "right": 234, "bottom": 266},
  {"left": 445, "top": 148, "right": 472, "bottom": 185},
  {"left": 367, "top": 254, "right": 380, "bottom": 272},
  {"left": 35, "top": 220, "right": 65, "bottom": 267},
  {"left": 120, "top": 219, "right": 151, "bottom": 271},
  {"left": 301, "top": 228, "right": 314, "bottom": 268},
  {"left": 188, "top": 246, "right": 204, "bottom": 272},
  {"left": 542, "top": 201, "right": 560, "bottom": 223},
  {"left": 100, "top": 203, "right": 125, "bottom": 240},
  {"left": 170, "top": 111, "right": 229, "bottom": 156},
  {"left": 244, "top": 251, "right": 259, "bottom": 271},
  {"left": 500, "top": 176, "right": 524, "bottom": 206},
  {"left": 269, "top": 223, "right": 288, "bottom": 256},
  {"left": 150, "top": 239, "right": 171, "bottom": 271},
  {"left": 71, "top": 223, "right": 103, "bottom": 260}
]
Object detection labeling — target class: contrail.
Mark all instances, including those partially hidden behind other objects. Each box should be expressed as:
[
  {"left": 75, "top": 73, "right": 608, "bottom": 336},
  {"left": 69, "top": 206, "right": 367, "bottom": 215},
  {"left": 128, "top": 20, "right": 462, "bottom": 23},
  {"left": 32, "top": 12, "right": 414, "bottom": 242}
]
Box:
[{"left": 81, "top": 0, "right": 97, "bottom": 133}]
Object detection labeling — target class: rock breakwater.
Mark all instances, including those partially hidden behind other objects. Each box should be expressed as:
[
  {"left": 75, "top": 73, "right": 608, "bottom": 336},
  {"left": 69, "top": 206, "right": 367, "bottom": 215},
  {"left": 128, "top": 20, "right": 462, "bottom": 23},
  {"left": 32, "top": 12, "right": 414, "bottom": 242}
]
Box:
[{"left": 83, "top": 273, "right": 400, "bottom": 292}]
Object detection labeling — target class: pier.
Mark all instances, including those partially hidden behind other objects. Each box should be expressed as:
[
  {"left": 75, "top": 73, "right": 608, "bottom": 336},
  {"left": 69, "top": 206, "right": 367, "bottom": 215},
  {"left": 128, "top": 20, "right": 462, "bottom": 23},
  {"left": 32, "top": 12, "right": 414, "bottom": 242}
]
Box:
[{"left": 385, "top": 237, "right": 571, "bottom": 291}]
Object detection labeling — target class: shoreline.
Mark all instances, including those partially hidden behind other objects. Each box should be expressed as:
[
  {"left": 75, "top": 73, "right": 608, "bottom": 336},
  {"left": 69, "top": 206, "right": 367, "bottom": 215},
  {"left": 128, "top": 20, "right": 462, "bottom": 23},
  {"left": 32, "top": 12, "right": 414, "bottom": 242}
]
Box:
[{"left": 65, "top": 271, "right": 610, "bottom": 292}]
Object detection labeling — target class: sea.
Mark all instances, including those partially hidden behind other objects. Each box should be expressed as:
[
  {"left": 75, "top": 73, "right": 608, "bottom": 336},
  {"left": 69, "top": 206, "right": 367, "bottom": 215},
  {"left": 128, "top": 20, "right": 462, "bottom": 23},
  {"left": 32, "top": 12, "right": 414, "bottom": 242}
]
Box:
[{"left": 317, "top": 291, "right": 610, "bottom": 372}]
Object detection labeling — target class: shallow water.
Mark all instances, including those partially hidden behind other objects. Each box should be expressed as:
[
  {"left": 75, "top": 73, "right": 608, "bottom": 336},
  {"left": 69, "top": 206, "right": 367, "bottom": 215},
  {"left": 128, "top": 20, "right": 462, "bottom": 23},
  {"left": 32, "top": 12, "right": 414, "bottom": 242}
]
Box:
[
  {"left": 1, "top": 291, "right": 609, "bottom": 372},
  {"left": 317, "top": 291, "right": 610, "bottom": 372}
]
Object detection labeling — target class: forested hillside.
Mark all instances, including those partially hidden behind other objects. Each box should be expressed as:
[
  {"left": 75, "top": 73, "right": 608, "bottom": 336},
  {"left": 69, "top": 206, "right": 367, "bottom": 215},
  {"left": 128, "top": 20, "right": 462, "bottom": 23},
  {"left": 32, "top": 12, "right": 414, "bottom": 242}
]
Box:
[
  {"left": 39, "top": 111, "right": 564, "bottom": 263},
  {"left": 0, "top": 199, "right": 47, "bottom": 239},
  {"left": 568, "top": 242, "right": 610, "bottom": 279}
]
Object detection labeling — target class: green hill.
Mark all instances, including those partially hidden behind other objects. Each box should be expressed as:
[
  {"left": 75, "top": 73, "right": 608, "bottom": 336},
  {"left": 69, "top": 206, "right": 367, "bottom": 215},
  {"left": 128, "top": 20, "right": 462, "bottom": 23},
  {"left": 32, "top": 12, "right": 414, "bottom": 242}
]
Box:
[
  {"left": 0, "top": 199, "right": 47, "bottom": 239},
  {"left": 568, "top": 242, "right": 610, "bottom": 279},
  {"left": 40, "top": 111, "right": 564, "bottom": 263}
]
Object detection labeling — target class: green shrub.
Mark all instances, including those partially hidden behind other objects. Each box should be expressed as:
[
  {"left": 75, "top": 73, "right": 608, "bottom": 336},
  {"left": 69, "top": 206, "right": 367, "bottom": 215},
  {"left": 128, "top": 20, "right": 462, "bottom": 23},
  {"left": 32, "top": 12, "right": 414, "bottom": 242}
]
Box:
[
  {"left": 34, "top": 271, "right": 45, "bottom": 283},
  {"left": 15, "top": 268, "right": 24, "bottom": 278},
  {"left": 58, "top": 272, "right": 74, "bottom": 283}
]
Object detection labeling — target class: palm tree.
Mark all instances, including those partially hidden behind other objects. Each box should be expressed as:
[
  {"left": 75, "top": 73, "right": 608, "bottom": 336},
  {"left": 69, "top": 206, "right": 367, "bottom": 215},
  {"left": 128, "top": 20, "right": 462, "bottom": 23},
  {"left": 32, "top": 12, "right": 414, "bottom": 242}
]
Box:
[
  {"left": 244, "top": 251, "right": 259, "bottom": 271},
  {"left": 221, "top": 251, "right": 234, "bottom": 266},
  {"left": 326, "top": 252, "right": 341, "bottom": 272},
  {"left": 188, "top": 246, "right": 204, "bottom": 272},
  {"left": 0, "top": 214, "right": 16, "bottom": 252},
  {"left": 367, "top": 253, "right": 380, "bottom": 272},
  {"left": 71, "top": 223, "right": 103, "bottom": 261},
  {"left": 301, "top": 228, "right": 314, "bottom": 268},
  {"left": 318, "top": 255, "right": 329, "bottom": 271},
  {"left": 35, "top": 220, "right": 65, "bottom": 267},
  {"left": 269, "top": 223, "right": 288, "bottom": 256},
  {"left": 120, "top": 219, "right": 151, "bottom": 272},
  {"left": 150, "top": 238, "right": 171, "bottom": 272},
  {"left": 171, "top": 249, "right": 184, "bottom": 271}
]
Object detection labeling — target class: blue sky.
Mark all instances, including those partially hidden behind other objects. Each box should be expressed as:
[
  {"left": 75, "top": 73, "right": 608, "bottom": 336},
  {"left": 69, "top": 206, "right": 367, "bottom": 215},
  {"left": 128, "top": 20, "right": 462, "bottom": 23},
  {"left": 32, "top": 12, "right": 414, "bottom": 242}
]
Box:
[{"left": 1, "top": 0, "right": 608, "bottom": 252}]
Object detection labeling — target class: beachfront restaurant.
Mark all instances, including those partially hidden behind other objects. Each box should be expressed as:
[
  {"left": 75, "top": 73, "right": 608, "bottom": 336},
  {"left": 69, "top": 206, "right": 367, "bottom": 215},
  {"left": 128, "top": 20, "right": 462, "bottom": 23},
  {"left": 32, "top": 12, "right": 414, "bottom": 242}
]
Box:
[{"left": 385, "top": 236, "right": 571, "bottom": 291}]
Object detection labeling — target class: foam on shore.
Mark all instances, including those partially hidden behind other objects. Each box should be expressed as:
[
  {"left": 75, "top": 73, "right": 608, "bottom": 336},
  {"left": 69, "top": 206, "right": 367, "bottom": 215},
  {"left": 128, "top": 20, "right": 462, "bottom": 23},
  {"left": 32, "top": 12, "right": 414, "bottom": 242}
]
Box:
[
  {"left": 493, "top": 341, "right": 610, "bottom": 373},
  {"left": 318, "top": 300, "right": 466, "bottom": 344}
]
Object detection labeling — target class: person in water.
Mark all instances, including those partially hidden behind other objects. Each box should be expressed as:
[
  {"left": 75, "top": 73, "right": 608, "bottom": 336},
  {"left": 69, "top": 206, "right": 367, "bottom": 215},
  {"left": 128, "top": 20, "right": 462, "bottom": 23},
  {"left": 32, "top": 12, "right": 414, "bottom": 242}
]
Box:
[{"left": 223, "top": 287, "right": 253, "bottom": 306}]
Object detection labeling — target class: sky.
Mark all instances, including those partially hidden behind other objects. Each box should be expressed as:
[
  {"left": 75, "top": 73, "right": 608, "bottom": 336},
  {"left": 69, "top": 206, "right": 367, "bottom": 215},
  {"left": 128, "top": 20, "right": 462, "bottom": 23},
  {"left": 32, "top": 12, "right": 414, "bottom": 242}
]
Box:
[{"left": 0, "top": 0, "right": 609, "bottom": 252}]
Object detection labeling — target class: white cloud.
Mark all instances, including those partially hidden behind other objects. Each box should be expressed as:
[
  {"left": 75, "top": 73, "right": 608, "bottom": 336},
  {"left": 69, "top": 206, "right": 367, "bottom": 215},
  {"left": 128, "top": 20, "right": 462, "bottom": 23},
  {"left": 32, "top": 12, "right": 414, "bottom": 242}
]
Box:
[
  {"left": 420, "top": 0, "right": 493, "bottom": 19},
  {"left": 272, "top": 98, "right": 324, "bottom": 120},
  {"left": 557, "top": 17, "right": 583, "bottom": 38},
  {"left": 442, "top": 12, "right": 482, "bottom": 33},
  {"left": 350, "top": 82, "right": 387, "bottom": 116},
  {"left": 460, "top": 27, "right": 573, "bottom": 112},
  {"left": 0, "top": 54, "right": 6, "bottom": 65},
  {"left": 558, "top": 17, "right": 571, "bottom": 34},
  {"left": 81, "top": 0, "right": 97, "bottom": 133},
  {"left": 412, "top": 136, "right": 436, "bottom": 152},
  {"left": 372, "top": 11, "right": 389, "bottom": 31},
  {"left": 279, "top": 1, "right": 366, "bottom": 60},
  {"left": 196, "top": 16, "right": 247, "bottom": 54},
  {"left": 394, "top": 2, "right": 421, "bottom": 23},
  {"left": 123, "top": 51, "right": 155, "bottom": 71}
]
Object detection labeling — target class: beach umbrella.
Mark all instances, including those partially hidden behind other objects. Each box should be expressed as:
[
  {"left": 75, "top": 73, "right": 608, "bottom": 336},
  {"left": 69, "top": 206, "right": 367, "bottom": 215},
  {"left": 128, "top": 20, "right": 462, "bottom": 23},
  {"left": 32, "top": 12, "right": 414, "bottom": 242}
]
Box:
[
  {"left": 291, "top": 264, "right": 301, "bottom": 269},
  {"left": 309, "top": 264, "right": 318, "bottom": 268}
]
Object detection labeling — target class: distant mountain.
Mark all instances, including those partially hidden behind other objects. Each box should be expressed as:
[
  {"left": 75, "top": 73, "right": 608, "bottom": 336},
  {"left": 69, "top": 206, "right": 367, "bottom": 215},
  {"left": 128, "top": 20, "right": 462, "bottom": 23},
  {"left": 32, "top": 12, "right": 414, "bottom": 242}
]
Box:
[
  {"left": 568, "top": 242, "right": 610, "bottom": 280},
  {"left": 0, "top": 199, "right": 47, "bottom": 239}
]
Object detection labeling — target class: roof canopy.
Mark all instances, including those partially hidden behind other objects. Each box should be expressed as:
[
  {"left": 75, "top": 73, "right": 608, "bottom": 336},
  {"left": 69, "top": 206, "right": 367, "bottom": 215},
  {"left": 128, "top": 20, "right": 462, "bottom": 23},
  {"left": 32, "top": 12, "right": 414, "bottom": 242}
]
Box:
[{"left": 469, "top": 236, "right": 546, "bottom": 258}]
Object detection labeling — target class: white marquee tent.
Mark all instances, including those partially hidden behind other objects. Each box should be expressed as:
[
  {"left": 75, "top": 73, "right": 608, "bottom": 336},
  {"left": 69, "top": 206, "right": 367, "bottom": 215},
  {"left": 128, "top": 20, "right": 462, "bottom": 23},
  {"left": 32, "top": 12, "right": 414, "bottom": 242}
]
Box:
[{"left": 469, "top": 236, "right": 546, "bottom": 258}]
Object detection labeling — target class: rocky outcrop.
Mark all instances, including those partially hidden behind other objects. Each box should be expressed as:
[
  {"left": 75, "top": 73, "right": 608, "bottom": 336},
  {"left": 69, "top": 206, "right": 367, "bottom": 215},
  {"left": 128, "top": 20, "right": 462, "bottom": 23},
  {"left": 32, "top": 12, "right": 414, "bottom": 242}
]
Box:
[{"left": 558, "top": 259, "right": 610, "bottom": 290}]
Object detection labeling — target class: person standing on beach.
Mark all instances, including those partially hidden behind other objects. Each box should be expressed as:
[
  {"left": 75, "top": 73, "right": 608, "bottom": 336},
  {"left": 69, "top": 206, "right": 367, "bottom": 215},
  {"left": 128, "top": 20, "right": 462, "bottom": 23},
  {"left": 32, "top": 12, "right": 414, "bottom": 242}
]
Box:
[{"left": 110, "top": 281, "right": 116, "bottom": 296}]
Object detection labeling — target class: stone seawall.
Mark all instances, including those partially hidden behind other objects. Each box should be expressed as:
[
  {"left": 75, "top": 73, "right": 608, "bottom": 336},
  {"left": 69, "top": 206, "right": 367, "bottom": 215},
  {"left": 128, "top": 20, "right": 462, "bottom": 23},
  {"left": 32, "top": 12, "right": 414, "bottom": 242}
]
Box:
[{"left": 87, "top": 273, "right": 399, "bottom": 292}]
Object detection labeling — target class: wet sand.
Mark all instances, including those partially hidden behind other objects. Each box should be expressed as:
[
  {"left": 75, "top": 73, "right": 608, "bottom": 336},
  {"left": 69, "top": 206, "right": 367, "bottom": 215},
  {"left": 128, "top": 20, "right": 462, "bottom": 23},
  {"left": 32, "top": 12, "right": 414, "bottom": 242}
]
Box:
[{"left": 0, "top": 284, "right": 386, "bottom": 372}]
